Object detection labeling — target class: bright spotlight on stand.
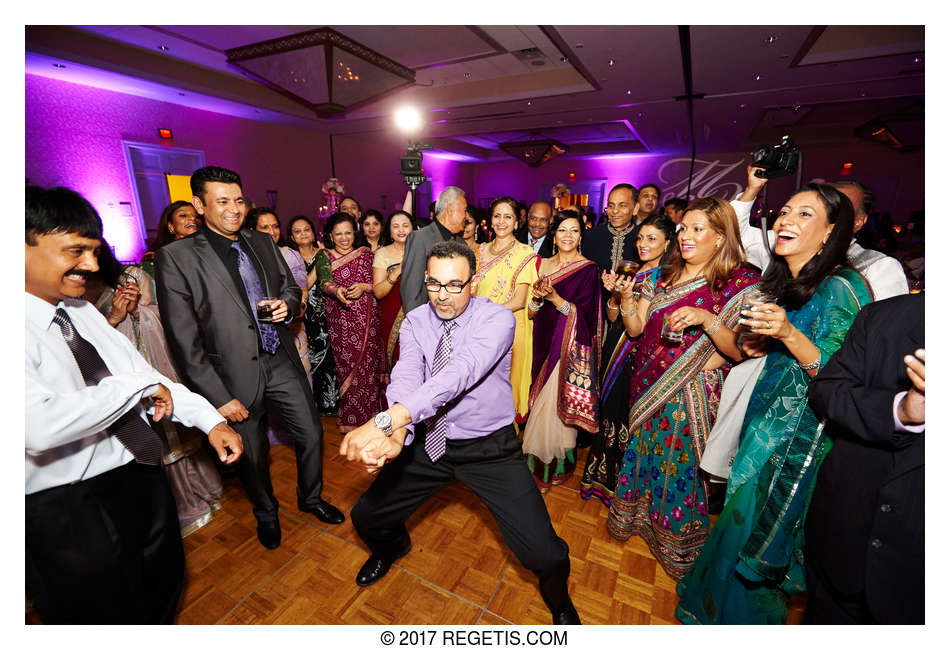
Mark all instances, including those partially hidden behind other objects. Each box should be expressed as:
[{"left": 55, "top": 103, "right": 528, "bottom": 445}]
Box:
[{"left": 394, "top": 106, "right": 423, "bottom": 134}]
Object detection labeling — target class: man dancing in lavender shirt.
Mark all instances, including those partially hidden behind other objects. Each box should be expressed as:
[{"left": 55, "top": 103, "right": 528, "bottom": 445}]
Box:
[{"left": 340, "top": 240, "right": 580, "bottom": 625}]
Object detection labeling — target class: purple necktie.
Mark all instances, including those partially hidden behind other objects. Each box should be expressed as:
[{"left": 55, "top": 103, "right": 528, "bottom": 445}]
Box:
[
  {"left": 53, "top": 308, "right": 163, "bottom": 465},
  {"left": 425, "top": 320, "right": 457, "bottom": 462},
  {"left": 231, "top": 241, "right": 280, "bottom": 354}
]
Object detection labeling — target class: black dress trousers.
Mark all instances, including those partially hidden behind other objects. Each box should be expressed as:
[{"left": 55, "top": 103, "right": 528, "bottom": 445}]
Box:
[
  {"left": 25, "top": 461, "right": 184, "bottom": 624},
  {"left": 351, "top": 424, "right": 572, "bottom": 612}
]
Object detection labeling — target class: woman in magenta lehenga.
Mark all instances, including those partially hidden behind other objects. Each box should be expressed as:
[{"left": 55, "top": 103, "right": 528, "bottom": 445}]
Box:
[{"left": 317, "top": 212, "right": 383, "bottom": 432}]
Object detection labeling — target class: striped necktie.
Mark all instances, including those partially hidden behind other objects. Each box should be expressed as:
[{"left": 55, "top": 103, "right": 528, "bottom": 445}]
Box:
[
  {"left": 424, "top": 319, "right": 457, "bottom": 462},
  {"left": 53, "top": 308, "right": 163, "bottom": 465}
]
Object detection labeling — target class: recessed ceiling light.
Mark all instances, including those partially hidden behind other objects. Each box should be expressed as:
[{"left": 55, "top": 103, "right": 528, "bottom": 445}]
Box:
[
  {"left": 765, "top": 35, "right": 777, "bottom": 44},
  {"left": 574, "top": 43, "right": 584, "bottom": 49},
  {"left": 52, "top": 63, "right": 66, "bottom": 68},
  {"left": 733, "top": 119, "right": 738, "bottom": 124},
  {"left": 754, "top": 74, "right": 762, "bottom": 81},
  {"left": 637, "top": 112, "right": 646, "bottom": 119},
  {"left": 560, "top": 56, "right": 568, "bottom": 63},
  {"left": 527, "top": 101, "right": 532, "bottom": 106},
  {"left": 607, "top": 59, "right": 615, "bottom": 66},
  {"left": 158, "top": 45, "right": 169, "bottom": 51},
  {"left": 464, "top": 72, "right": 472, "bottom": 79},
  {"left": 625, "top": 90, "right": 632, "bottom": 95},
  {"left": 913, "top": 56, "right": 922, "bottom": 64},
  {"left": 738, "top": 103, "right": 747, "bottom": 109}
]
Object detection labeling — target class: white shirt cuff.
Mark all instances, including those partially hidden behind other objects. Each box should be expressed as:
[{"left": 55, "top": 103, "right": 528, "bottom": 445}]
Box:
[{"left": 893, "top": 391, "right": 925, "bottom": 433}]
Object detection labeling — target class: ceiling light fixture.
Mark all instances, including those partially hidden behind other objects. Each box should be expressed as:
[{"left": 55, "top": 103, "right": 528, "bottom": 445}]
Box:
[
  {"left": 498, "top": 132, "right": 569, "bottom": 167},
  {"left": 625, "top": 90, "right": 632, "bottom": 95},
  {"left": 52, "top": 63, "right": 66, "bottom": 68},
  {"left": 158, "top": 45, "right": 169, "bottom": 51},
  {"left": 607, "top": 59, "right": 615, "bottom": 66},
  {"left": 560, "top": 56, "right": 568, "bottom": 63},
  {"left": 754, "top": 74, "right": 762, "bottom": 81},
  {"left": 765, "top": 35, "right": 777, "bottom": 44},
  {"left": 226, "top": 27, "right": 415, "bottom": 118}
]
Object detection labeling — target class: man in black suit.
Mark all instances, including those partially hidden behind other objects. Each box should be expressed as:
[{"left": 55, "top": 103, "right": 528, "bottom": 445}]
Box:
[
  {"left": 515, "top": 200, "right": 555, "bottom": 258},
  {"left": 400, "top": 186, "right": 467, "bottom": 313},
  {"left": 805, "top": 293, "right": 925, "bottom": 624},
  {"left": 156, "top": 166, "right": 344, "bottom": 550}
]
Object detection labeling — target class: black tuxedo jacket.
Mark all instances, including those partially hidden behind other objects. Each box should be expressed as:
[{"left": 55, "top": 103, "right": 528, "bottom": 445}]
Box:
[
  {"left": 515, "top": 227, "right": 554, "bottom": 258},
  {"left": 806, "top": 293, "right": 924, "bottom": 623},
  {"left": 155, "top": 228, "right": 303, "bottom": 409}
]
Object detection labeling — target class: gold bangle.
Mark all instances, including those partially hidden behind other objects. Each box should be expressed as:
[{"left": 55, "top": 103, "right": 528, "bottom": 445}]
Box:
[
  {"left": 606, "top": 300, "right": 619, "bottom": 311},
  {"left": 620, "top": 304, "right": 637, "bottom": 317}
]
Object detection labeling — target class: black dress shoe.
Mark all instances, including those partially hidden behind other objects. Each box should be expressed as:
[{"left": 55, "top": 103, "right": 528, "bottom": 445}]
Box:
[
  {"left": 300, "top": 499, "right": 345, "bottom": 525},
  {"left": 552, "top": 603, "right": 581, "bottom": 625},
  {"left": 355, "top": 539, "right": 412, "bottom": 587},
  {"left": 257, "top": 520, "right": 281, "bottom": 550}
]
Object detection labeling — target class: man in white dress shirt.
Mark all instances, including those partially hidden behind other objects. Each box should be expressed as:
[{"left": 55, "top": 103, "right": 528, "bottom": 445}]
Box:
[{"left": 25, "top": 186, "right": 243, "bottom": 623}]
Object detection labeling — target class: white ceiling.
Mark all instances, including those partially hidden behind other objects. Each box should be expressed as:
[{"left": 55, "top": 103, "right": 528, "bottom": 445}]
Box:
[{"left": 26, "top": 25, "right": 925, "bottom": 160}]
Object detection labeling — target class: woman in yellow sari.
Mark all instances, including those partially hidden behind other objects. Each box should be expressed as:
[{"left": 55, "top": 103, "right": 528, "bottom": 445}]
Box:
[{"left": 474, "top": 196, "right": 538, "bottom": 422}]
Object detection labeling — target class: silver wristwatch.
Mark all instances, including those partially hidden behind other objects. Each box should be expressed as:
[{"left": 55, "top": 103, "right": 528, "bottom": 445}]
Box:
[{"left": 374, "top": 411, "right": 393, "bottom": 437}]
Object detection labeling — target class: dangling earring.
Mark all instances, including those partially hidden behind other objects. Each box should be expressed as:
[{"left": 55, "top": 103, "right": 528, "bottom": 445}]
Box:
[{"left": 553, "top": 241, "right": 559, "bottom": 255}]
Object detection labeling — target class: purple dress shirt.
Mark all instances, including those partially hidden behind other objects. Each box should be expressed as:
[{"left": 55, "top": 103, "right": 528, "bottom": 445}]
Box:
[{"left": 387, "top": 296, "right": 516, "bottom": 444}]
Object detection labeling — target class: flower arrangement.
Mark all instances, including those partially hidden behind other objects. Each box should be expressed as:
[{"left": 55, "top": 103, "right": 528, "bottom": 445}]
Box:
[
  {"left": 322, "top": 177, "right": 345, "bottom": 195},
  {"left": 551, "top": 183, "right": 570, "bottom": 199}
]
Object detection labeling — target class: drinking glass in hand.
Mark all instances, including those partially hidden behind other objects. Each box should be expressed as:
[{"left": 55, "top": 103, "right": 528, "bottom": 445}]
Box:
[
  {"left": 660, "top": 314, "right": 683, "bottom": 346},
  {"left": 741, "top": 288, "right": 775, "bottom": 316},
  {"left": 615, "top": 259, "right": 639, "bottom": 277},
  {"left": 256, "top": 297, "right": 278, "bottom": 322}
]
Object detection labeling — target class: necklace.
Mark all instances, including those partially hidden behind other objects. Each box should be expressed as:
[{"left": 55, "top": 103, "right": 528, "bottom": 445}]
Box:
[{"left": 488, "top": 238, "right": 516, "bottom": 257}]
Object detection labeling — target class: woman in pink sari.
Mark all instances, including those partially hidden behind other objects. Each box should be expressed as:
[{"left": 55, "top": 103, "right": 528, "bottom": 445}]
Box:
[
  {"left": 317, "top": 212, "right": 383, "bottom": 432},
  {"left": 605, "top": 197, "right": 760, "bottom": 579}
]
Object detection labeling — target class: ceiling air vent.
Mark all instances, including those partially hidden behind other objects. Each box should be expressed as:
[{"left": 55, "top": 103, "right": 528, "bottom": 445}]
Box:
[{"left": 511, "top": 47, "right": 550, "bottom": 68}]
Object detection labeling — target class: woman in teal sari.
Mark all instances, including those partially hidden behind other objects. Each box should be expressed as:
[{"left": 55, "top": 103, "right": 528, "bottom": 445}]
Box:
[
  {"left": 675, "top": 183, "right": 872, "bottom": 624},
  {"left": 606, "top": 198, "right": 760, "bottom": 579}
]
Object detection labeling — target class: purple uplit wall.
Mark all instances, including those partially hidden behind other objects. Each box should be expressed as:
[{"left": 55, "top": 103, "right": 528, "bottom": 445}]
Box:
[
  {"left": 26, "top": 74, "right": 332, "bottom": 261},
  {"left": 473, "top": 144, "right": 922, "bottom": 220}
]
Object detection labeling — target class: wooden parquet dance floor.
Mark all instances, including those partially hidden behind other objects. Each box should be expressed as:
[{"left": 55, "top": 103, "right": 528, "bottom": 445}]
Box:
[{"left": 26, "top": 417, "right": 805, "bottom": 625}]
